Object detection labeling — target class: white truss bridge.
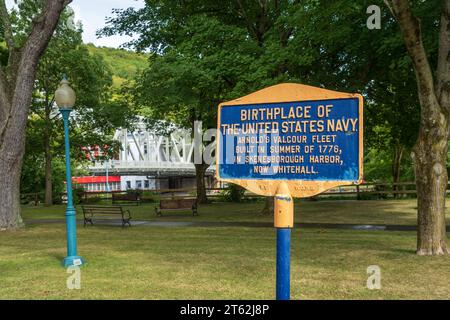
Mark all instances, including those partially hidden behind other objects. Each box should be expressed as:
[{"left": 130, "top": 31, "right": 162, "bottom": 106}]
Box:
[{"left": 88, "top": 124, "right": 215, "bottom": 177}]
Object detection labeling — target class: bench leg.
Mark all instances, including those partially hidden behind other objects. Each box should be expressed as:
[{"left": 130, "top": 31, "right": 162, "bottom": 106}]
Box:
[{"left": 122, "top": 219, "right": 131, "bottom": 227}]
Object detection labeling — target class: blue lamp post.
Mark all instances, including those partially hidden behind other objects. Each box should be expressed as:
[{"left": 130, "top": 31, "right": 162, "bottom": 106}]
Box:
[{"left": 55, "top": 77, "right": 85, "bottom": 267}]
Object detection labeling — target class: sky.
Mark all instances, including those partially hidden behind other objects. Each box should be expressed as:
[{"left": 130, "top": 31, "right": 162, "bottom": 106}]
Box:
[
  {"left": 70, "top": 0, "right": 145, "bottom": 48},
  {"left": 6, "top": 0, "right": 146, "bottom": 48}
]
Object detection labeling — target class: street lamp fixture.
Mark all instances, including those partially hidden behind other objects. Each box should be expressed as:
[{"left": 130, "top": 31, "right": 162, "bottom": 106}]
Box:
[
  {"left": 55, "top": 76, "right": 85, "bottom": 267},
  {"left": 55, "top": 78, "right": 76, "bottom": 110}
]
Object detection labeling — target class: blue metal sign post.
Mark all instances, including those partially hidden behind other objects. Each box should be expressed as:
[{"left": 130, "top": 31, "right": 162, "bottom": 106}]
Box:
[
  {"left": 216, "top": 83, "right": 363, "bottom": 300},
  {"left": 276, "top": 228, "right": 291, "bottom": 300},
  {"left": 273, "top": 182, "right": 294, "bottom": 299}
]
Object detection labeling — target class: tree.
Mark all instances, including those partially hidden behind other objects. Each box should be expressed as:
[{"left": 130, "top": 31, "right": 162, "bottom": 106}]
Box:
[
  {"left": 261, "top": 197, "right": 274, "bottom": 215},
  {"left": 102, "top": 1, "right": 447, "bottom": 242},
  {"left": 384, "top": 0, "right": 450, "bottom": 255},
  {"left": 99, "top": 1, "right": 311, "bottom": 203},
  {"left": 29, "top": 16, "right": 115, "bottom": 206},
  {"left": 9, "top": 2, "right": 135, "bottom": 207},
  {"left": 130, "top": 15, "right": 257, "bottom": 203},
  {"left": 0, "top": 0, "right": 70, "bottom": 230},
  {"left": 365, "top": 72, "right": 420, "bottom": 191}
]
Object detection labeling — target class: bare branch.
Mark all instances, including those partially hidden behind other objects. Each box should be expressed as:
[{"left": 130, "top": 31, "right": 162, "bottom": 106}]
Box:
[
  {"left": 383, "top": 0, "right": 395, "bottom": 17},
  {"left": 0, "top": 0, "right": 14, "bottom": 49},
  {"left": 235, "top": 0, "right": 258, "bottom": 41}
]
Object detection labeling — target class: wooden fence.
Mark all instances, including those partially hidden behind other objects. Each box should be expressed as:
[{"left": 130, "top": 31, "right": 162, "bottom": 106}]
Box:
[{"left": 22, "top": 181, "right": 450, "bottom": 206}]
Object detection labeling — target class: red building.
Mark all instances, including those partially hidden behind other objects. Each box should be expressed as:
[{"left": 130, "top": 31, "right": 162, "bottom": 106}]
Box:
[{"left": 72, "top": 176, "right": 121, "bottom": 192}]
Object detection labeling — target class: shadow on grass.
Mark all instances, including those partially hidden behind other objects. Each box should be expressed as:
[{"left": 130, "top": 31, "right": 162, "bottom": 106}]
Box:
[
  {"left": 48, "top": 252, "right": 65, "bottom": 262},
  {"left": 389, "top": 248, "right": 417, "bottom": 255}
]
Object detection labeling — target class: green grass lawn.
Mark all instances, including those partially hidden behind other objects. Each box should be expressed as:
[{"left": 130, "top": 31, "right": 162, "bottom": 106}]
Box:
[
  {"left": 1, "top": 199, "right": 449, "bottom": 299},
  {"left": 0, "top": 224, "right": 449, "bottom": 299},
  {"left": 21, "top": 198, "right": 450, "bottom": 226}
]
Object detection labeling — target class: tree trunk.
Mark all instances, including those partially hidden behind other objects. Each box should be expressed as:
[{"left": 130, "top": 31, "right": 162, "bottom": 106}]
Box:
[
  {"left": 392, "top": 144, "right": 404, "bottom": 198},
  {"left": 413, "top": 120, "right": 449, "bottom": 255},
  {"left": 0, "top": 0, "right": 69, "bottom": 230},
  {"left": 44, "top": 104, "right": 52, "bottom": 206},
  {"left": 0, "top": 107, "right": 26, "bottom": 230},
  {"left": 195, "top": 163, "right": 208, "bottom": 204},
  {"left": 0, "top": 166, "right": 23, "bottom": 230},
  {"left": 261, "top": 197, "right": 274, "bottom": 215},
  {"left": 386, "top": 0, "right": 450, "bottom": 255}
]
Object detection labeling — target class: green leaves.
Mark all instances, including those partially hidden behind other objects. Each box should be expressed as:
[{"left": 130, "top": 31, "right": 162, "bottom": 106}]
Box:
[
  {"left": 102, "top": 0, "right": 442, "bottom": 183},
  {"left": 21, "top": 4, "right": 137, "bottom": 195}
]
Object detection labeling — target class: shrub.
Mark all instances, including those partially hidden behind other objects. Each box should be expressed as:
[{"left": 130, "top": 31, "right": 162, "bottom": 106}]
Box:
[
  {"left": 126, "top": 189, "right": 143, "bottom": 197},
  {"left": 141, "top": 190, "right": 159, "bottom": 203},
  {"left": 72, "top": 186, "right": 86, "bottom": 204},
  {"left": 224, "top": 184, "right": 246, "bottom": 203}
]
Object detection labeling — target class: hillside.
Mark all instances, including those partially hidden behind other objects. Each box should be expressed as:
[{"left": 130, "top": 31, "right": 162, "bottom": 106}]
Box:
[{"left": 86, "top": 44, "right": 149, "bottom": 89}]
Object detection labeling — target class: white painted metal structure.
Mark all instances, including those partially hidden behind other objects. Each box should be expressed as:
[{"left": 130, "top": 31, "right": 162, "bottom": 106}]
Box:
[{"left": 88, "top": 122, "right": 215, "bottom": 177}]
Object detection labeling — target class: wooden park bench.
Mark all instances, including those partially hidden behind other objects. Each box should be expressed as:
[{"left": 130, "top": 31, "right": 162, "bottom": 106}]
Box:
[
  {"left": 155, "top": 197, "right": 198, "bottom": 217},
  {"left": 82, "top": 205, "right": 132, "bottom": 227},
  {"left": 112, "top": 192, "right": 141, "bottom": 206}
]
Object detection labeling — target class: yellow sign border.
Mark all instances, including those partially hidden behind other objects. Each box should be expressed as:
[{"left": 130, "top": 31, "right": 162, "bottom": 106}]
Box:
[{"left": 216, "top": 83, "right": 364, "bottom": 198}]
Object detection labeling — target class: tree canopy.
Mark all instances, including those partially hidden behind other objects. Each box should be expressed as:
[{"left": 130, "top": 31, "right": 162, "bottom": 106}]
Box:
[
  {"left": 19, "top": 4, "right": 135, "bottom": 203},
  {"left": 100, "top": 0, "right": 441, "bottom": 187}
]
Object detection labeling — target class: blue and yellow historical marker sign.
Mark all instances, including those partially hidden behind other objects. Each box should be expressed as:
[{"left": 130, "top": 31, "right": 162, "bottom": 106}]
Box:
[{"left": 216, "top": 83, "right": 363, "bottom": 198}]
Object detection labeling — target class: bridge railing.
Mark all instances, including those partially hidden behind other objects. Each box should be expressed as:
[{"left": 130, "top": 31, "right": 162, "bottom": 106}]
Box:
[
  {"left": 90, "top": 160, "right": 197, "bottom": 169},
  {"left": 88, "top": 162, "right": 216, "bottom": 176}
]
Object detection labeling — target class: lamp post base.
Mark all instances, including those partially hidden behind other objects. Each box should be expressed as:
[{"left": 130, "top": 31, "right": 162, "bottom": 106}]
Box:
[{"left": 63, "top": 255, "right": 85, "bottom": 268}]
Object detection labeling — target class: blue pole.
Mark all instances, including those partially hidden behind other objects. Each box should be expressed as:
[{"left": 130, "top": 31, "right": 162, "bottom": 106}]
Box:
[
  {"left": 61, "top": 109, "right": 84, "bottom": 267},
  {"left": 276, "top": 228, "right": 291, "bottom": 300}
]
